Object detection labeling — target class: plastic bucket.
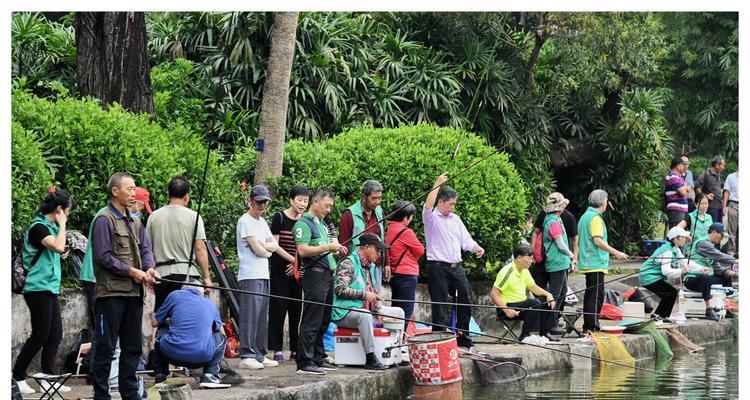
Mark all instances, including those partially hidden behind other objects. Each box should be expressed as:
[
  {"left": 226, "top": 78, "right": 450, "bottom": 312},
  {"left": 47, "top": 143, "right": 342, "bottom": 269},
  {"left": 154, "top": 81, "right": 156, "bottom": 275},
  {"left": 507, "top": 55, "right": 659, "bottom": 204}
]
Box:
[{"left": 407, "top": 331, "right": 462, "bottom": 385}]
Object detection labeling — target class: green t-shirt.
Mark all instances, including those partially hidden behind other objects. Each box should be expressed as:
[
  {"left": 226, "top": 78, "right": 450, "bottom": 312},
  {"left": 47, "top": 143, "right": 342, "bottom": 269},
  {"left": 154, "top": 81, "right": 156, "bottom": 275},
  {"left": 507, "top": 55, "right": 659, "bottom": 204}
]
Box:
[
  {"left": 293, "top": 212, "right": 336, "bottom": 270},
  {"left": 493, "top": 261, "right": 535, "bottom": 304}
]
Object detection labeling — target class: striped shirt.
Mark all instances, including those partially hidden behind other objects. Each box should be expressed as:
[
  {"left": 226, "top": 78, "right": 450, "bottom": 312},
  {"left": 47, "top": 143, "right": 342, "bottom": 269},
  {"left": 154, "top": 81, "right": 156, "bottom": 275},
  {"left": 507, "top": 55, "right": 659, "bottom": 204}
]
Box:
[
  {"left": 664, "top": 171, "right": 688, "bottom": 212},
  {"left": 270, "top": 211, "right": 299, "bottom": 268}
]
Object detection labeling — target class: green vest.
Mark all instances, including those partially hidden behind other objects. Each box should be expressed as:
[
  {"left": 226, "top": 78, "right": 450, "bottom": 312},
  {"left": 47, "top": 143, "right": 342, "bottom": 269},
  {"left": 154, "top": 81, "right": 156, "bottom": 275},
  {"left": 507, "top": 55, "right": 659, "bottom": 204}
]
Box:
[
  {"left": 577, "top": 207, "right": 610, "bottom": 271},
  {"left": 685, "top": 239, "right": 715, "bottom": 280},
  {"left": 347, "top": 201, "right": 386, "bottom": 267},
  {"left": 331, "top": 253, "right": 376, "bottom": 321},
  {"left": 543, "top": 213, "right": 571, "bottom": 273},
  {"left": 80, "top": 206, "right": 108, "bottom": 283},
  {"left": 687, "top": 210, "right": 713, "bottom": 256},
  {"left": 22, "top": 215, "right": 62, "bottom": 294},
  {"left": 639, "top": 242, "right": 679, "bottom": 286}
]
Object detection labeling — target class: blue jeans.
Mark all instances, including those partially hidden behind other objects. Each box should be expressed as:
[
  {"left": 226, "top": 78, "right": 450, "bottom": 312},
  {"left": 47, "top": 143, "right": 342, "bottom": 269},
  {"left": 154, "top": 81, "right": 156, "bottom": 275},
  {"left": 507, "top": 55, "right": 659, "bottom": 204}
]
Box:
[
  {"left": 154, "top": 329, "right": 226, "bottom": 376},
  {"left": 390, "top": 273, "right": 419, "bottom": 321}
]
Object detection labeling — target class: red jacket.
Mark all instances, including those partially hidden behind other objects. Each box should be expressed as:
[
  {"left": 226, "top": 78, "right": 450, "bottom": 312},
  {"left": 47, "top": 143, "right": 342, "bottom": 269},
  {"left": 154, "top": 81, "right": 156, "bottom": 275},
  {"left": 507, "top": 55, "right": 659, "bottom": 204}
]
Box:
[{"left": 384, "top": 221, "right": 425, "bottom": 276}]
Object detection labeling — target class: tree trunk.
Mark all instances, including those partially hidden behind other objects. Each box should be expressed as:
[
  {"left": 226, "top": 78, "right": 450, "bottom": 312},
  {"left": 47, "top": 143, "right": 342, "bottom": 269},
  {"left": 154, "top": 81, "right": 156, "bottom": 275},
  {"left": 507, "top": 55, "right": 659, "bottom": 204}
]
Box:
[
  {"left": 75, "top": 12, "right": 154, "bottom": 115},
  {"left": 254, "top": 12, "right": 299, "bottom": 185}
]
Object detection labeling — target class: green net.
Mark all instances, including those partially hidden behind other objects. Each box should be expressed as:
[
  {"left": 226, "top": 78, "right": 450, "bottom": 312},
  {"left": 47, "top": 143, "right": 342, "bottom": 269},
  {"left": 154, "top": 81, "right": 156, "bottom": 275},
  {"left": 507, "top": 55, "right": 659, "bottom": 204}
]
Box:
[
  {"left": 590, "top": 332, "right": 635, "bottom": 367},
  {"left": 626, "top": 320, "right": 673, "bottom": 359}
]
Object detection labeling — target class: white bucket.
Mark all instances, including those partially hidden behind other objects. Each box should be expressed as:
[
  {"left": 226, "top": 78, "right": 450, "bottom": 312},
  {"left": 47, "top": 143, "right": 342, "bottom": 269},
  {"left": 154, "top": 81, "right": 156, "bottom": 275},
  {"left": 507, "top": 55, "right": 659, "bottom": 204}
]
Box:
[{"left": 622, "top": 301, "right": 645, "bottom": 323}]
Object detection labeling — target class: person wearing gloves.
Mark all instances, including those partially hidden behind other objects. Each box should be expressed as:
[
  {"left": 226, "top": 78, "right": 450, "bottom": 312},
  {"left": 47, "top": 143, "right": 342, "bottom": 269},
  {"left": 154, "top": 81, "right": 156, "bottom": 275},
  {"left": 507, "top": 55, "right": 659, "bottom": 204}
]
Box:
[
  {"left": 639, "top": 226, "right": 703, "bottom": 322},
  {"left": 540, "top": 192, "right": 575, "bottom": 341},
  {"left": 236, "top": 184, "right": 280, "bottom": 369}
]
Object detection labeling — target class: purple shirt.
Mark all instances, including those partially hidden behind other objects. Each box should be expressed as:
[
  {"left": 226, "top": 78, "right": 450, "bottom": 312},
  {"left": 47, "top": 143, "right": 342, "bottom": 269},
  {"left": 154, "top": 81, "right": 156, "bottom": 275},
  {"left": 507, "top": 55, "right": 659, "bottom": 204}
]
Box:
[
  {"left": 665, "top": 170, "right": 688, "bottom": 212},
  {"left": 92, "top": 205, "right": 155, "bottom": 276},
  {"left": 422, "top": 207, "right": 478, "bottom": 263}
]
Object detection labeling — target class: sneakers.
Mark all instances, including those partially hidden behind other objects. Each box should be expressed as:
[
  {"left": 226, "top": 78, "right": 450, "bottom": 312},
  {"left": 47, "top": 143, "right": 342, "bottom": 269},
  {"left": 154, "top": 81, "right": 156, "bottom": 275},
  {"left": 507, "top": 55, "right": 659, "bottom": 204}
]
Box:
[
  {"left": 238, "top": 358, "right": 265, "bottom": 370},
  {"left": 199, "top": 373, "right": 231, "bottom": 389},
  {"left": 315, "top": 361, "right": 339, "bottom": 371},
  {"left": 15, "top": 380, "right": 35, "bottom": 394},
  {"left": 296, "top": 363, "right": 327, "bottom": 375},
  {"left": 261, "top": 357, "right": 279, "bottom": 367},
  {"left": 706, "top": 308, "right": 720, "bottom": 321},
  {"left": 520, "top": 334, "right": 547, "bottom": 346},
  {"left": 365, "top": 353, "right": 387, "bottom": 370},
  {"left": 39, "top": 379, "right": 72, "bottom": 393},
  {"left": 273, "top": 351, "right": 285, "bottom": 362}
]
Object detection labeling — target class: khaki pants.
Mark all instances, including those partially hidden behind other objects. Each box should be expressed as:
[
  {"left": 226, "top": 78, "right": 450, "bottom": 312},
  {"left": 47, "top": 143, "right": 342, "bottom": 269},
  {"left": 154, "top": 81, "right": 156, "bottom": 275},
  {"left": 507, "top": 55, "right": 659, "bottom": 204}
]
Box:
[{"left": 726, "top": 201, "right": 739, "bottom": 254}]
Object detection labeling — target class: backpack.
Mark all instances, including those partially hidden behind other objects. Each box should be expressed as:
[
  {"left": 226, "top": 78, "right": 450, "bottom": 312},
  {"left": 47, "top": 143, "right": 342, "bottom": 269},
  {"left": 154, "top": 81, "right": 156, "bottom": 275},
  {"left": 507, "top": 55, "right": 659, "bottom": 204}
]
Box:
[
  {"left": 292, "top": 216, "right": 322, "bottom": 284},
  {"left": 11, "top": 226, "right": 45, "bottom": 294},
  {"left": 532, "top": 230, "right": 554, "bottom": 265}
]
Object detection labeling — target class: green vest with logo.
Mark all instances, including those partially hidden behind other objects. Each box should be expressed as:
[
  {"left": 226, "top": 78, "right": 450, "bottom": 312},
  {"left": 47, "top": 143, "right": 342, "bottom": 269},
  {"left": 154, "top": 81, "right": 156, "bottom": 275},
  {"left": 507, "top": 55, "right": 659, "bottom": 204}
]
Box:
[
  {"left": 347, "top": 201, "right": 385, "bottom": 267},
  {"left": 332, "top": 253, "right": 377, "bottom": 321},
  {"left": 639, "top": 242, "right": 679, "bottom": 286},
  {"left": 22, "top": 215, "right": 62, "bottom": 294},
  {"left": 577, "top": 207, "right": 610, "bottom": 271},
  {"left": 685, "top": 239, "right": 715, "bottom": 280},
  {"left": 543, "top": 213, "right": 571, "bottom": 273},
  {"left": 687, "top": 210, "right": 713, "bottom": 256},
  {"left": 80, "top": 206, "right": 108, "bottom": 283}
]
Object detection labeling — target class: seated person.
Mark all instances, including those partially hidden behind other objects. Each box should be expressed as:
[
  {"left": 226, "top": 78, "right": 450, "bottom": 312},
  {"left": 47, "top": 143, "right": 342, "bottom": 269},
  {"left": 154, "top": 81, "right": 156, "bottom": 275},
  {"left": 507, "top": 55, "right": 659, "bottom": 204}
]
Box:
[
  {"left": 686, "top": 222, "right": 738, "bottom": 320},
  {"left": 490, "top": 243, "right": 557, "bottom": 343},
  {"left": 332, "top": 233, "right": 404, "bottom": 370},
  {"left": 152, "top": 286, "right": 230, "bottom": 388},
  {"left": 639, "top": 227, "right": 703, "bottom": 322}
]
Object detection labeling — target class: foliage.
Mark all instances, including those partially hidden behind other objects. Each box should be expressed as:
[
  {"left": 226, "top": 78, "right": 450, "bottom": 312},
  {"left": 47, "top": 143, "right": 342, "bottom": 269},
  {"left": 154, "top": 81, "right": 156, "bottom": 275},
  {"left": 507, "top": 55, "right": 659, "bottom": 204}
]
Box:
[
  {"left": 231, "top": 124, "right": 528, "bottom": 275},
  {"left": 150, "top": 59, "right": 210, "bottom": 134},
  {"left": 10, "top": 87, "right": 234, "bottom": 246},
  {"left": 11, "top": 121, "right": 55, "bottom": 244}
]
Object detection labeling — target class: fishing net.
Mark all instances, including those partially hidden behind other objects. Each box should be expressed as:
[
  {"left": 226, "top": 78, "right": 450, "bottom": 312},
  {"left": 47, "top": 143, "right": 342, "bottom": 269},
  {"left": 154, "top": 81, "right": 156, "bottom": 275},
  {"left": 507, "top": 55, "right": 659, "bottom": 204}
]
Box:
[
  {"left": 665, "top": 328, "right": 705, "bottom": 353},
  {"left": 623, "top": 320, "right": 673, "bottom": 359},
  {"left": 590, "top": 332, "right": 635, "bottom": 367},
  {"left": 461, "top": 353, "right": 527, "bottom": 384}
]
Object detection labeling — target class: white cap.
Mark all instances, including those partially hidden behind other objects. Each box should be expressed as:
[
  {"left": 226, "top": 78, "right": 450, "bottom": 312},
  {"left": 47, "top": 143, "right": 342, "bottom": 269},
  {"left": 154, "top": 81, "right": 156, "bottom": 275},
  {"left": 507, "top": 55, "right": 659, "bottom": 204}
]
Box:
[{"left": 667, "top": 226, "right": 691, "bottom": 240}]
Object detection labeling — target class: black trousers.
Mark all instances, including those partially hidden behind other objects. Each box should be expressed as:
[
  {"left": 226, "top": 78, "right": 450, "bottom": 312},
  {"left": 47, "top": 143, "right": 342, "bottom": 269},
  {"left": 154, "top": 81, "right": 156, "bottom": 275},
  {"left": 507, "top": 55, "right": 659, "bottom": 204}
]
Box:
[
  {"left": 154, "top": 274, "right": 192, "bottom": 313},
  {"left": 390, "top": 273, "right": 419, "bottom": 321},
  {"left": 506, "top": 299, "right": 553, "bottom": 336},
  {"left": 644, "top": 280, "right": 678, "bottom": 318},
  {"left": 12, "top": 292, "right": 62, "bottom": 381},
  {"left": 427, "top": 262, "right": 472, "bottom": 338},
  {"left": 82, "top": 281, "right": 98, "bottom": 382},
  {"left": 268, "top": 263, "right": 302, "bottom": 352},
  {"left": 684, "top": 274, "right": 732, "bottom": 301},
  {"left": 544, "top": 270, "right": 568, "bottom": 332},
  {"left": 529, "top": 262, "right": 549, "bottom": 290},
  {"left": 91, "top": 296, "right": 143, "bottom": 400},
  {"left": 296, "top": 268, "right": 332, "bottom": 368},
  {"left": 583, "top": 272, "right": 605, "bottom": 331}
]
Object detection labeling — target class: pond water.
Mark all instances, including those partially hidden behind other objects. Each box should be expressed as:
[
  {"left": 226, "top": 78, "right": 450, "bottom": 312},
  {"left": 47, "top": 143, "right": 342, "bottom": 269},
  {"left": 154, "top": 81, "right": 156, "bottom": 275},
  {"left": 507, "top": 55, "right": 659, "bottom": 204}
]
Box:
[{"left": 408, "top": 340, "right": 738, "bottom": 400}]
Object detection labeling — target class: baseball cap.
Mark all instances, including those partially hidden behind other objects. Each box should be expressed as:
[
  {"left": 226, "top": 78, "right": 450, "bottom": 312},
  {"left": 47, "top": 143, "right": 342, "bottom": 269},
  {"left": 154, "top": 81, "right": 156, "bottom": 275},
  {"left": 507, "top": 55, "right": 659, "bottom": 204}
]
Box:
[
  {"left": 359, "top": 232, "right": 390, "bottom": 250},
  {"left": 666, "top": 226, "right": 690, "bottom": 240},
  {"left": 250, "top": 185, "right": 272, "bottom": 202},
  {"left": 708, "top": 222, "right": 728, "bottom": 236},
  {"left": 134, "top": 187, "right": 153, "bottom": 215}
]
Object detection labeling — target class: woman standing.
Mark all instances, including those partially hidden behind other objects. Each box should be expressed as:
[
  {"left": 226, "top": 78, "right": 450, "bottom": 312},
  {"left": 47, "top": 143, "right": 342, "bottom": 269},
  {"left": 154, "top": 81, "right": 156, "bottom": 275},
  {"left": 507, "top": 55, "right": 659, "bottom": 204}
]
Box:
[
  {"left": 13, "top": 190, "right": 75, "bottom": 394},
  {"left": 268, "top": 185, "right": 309, "bottom": 362},
  {"left": 541, "top": 193, "right": 575, "bottom": 341},
  {"left": 385, "top": 200, "right": 424, "bottom": 323}
]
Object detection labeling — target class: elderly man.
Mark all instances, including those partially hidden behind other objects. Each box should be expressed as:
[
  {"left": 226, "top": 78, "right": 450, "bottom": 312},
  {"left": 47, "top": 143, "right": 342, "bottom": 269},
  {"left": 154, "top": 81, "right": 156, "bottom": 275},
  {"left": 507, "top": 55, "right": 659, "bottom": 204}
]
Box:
[
  {"left": 293, "top": 187, "right": 347, "bottom": 375},
  {"left": 696, "top": 156, "right": 726, "bottom": 223},
  {"left": 490, "top": 243, "right": 556, "bottom": 344},
  {"left": 577, "top": 189, "right": 629, "bottom": 335},
  {"left": 723, "top": 169, "right": 739, "bottom": 256},
  {"left": 685, "top": 223, "right": 737, "bottom": 320},
  {"left": 151, "top": 287, "right": 230, "bottom": 388},
  {"left": 332, "top": 233, "right": 404, "bottom": 370},
  {"left": 339, "top": 180, "right": 388, "bottom": 291},
  {"left": 664, "top": 157, "right": 691, "bottom": 228},
  {"left": 90, "top": 172, "right": 159, "bottom": 400},
  {"left": 423, "top": 173, "right": 484, "bottom": 349}
]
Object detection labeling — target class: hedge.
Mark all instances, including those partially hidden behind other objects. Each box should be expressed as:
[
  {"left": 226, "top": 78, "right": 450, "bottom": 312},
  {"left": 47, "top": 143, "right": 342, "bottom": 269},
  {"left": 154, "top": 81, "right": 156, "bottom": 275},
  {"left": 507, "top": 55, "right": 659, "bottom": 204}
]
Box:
[{"left": 231, "top": 124, "right": 529, "bottom": 273}]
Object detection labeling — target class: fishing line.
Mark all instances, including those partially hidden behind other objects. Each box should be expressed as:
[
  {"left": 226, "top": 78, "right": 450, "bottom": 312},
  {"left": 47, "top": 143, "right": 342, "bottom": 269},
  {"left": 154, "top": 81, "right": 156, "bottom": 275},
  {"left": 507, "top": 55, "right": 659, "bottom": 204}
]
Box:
[{"left": 158, "top": 277, "right": 656, "bottom": 374}]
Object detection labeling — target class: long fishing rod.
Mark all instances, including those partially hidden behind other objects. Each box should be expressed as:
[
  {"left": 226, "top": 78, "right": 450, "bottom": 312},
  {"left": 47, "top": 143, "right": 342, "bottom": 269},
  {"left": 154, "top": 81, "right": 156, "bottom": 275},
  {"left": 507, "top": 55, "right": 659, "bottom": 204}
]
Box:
[{"left": 159, "top": 277, "right": 656, "bottom": 374}]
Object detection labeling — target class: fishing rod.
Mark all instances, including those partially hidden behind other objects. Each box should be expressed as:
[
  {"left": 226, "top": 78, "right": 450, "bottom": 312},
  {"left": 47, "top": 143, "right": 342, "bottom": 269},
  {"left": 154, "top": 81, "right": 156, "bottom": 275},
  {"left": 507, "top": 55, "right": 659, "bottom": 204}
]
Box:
[{"left": 158, "top": 277, "right": 656, "bottom": 374}]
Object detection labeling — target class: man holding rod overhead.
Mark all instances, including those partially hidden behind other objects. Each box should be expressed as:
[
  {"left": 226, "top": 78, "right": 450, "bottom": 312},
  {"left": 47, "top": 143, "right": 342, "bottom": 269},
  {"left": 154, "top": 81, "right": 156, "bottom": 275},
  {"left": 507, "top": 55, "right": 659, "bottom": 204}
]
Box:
[{"left": 423, "top": 172, "right": 485, "bottom": 350}]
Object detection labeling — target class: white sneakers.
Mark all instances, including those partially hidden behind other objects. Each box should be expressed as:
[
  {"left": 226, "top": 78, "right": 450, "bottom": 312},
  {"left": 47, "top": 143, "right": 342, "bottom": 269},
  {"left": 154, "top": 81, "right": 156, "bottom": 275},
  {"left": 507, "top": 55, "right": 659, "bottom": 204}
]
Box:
[
  {"left": 15, "top": 380, "right": 35, "bottom": 394},
  {"left": 238, "top": 358, "right": 264, "bottom": 369},
  {"left": 261, "top": 357, "right": 279, "bottom": 367},
  {"left": 520, "top": 334, "right": 549, "bottom": 346}
]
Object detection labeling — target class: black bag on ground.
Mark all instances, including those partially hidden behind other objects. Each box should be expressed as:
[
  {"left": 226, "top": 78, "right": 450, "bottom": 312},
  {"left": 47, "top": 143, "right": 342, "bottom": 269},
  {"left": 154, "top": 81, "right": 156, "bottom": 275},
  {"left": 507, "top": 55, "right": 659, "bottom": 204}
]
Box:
[
  {"left": 64, "top": 328, "right": 91, "bottom": 374},
  {"left": 626, "top": 287, "right": 655, "bottom": 314}
]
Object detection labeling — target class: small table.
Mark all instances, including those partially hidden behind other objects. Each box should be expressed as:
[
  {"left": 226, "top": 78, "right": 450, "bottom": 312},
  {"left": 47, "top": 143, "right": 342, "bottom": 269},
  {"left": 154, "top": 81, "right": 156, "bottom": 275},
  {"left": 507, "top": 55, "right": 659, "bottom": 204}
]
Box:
[
  {"left": 30, "top": 373, "right": 72, "bottom": 400},
  {"left": 560, "top": 308, "right": 583, "bottom": 338}
]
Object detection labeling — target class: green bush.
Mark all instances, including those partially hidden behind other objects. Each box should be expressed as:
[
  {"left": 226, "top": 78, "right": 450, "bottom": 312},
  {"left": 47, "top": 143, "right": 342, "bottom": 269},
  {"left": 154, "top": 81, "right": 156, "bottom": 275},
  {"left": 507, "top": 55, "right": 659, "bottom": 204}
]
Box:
[
  {"left": 231, "top": 124, "right": 529, "bottom": 274},
  {"left": 11, "top": 121, "right": 54, "bottom": 244},
  {"left": 11, "top": 87, "right": 233, "bottom": 247},
  {"left": 151, "top": 59, "right": 209, "bottom": 134}
]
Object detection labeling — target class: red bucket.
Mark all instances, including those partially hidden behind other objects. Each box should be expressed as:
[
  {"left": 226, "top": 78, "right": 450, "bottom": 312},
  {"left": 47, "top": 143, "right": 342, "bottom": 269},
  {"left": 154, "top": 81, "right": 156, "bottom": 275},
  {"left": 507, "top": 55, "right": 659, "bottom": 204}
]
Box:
[{"left": 407, "top": 331, "right": 462, "bottom": 385}]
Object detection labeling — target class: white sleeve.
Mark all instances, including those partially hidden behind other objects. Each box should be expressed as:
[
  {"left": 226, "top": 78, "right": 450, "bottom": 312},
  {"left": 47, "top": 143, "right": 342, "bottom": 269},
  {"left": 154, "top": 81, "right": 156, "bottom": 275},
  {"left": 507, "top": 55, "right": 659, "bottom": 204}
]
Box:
[{"left": 660, "top": 256, "right": 682, "bottom": 279}]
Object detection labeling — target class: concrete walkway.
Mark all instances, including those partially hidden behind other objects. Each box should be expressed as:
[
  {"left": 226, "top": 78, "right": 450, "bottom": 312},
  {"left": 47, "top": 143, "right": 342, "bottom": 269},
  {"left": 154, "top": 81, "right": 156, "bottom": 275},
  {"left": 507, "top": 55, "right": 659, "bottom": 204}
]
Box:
[{"left": 26, "top": 318, "right": 736, "bottom": 400}]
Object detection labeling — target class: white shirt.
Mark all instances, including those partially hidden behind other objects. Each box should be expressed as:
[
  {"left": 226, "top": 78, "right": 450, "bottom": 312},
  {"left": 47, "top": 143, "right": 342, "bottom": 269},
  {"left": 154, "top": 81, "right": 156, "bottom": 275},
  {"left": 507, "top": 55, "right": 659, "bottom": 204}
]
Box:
[
  {"left": 724, "top": 171, "right": 739, "bottom": 202},
  {"left": 236, "top": 213, "right": 273, "bottom": 280}
]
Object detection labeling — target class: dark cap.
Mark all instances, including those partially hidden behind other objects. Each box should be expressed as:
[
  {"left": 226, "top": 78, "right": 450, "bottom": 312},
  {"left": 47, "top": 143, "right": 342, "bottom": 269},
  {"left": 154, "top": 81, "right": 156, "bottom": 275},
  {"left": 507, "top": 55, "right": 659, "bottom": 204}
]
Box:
[
  {"left": 708, "top": 222, "right": 727, "bottom": 236},
  {"left": 250, "top": 185, "right": 272, "bottom": 202},
  {"left": 359, "top": 232, "right": 389, "bottom": 250}
]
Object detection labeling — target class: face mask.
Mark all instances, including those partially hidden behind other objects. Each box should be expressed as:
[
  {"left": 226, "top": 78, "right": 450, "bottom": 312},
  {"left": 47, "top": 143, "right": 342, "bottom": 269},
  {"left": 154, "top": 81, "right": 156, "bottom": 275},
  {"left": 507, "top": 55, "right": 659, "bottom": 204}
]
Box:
[{"left": 131, "top": 211, "right": 142, "bottom": 219}]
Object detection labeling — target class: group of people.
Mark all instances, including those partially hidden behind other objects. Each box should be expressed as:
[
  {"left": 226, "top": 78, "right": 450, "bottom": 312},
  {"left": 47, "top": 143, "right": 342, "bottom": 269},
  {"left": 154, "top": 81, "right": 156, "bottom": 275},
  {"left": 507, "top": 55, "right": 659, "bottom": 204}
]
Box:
[{"left": 11, "top": 160, "right": 739, "bottom": 397}]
